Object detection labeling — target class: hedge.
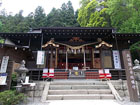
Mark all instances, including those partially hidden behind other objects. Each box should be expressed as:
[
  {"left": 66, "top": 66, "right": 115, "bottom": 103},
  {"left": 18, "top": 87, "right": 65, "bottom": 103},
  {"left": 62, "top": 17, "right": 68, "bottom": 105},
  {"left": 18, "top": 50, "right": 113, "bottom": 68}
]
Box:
[{"left": 0, "top": 90, "right": 25, "bottom": 105}]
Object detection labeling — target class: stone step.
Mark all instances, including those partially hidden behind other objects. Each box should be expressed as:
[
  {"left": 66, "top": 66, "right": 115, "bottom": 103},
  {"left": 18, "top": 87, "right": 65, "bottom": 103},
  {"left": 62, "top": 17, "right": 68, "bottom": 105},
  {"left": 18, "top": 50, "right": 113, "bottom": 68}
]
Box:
[
  {"left": 49, "top": 85, "right": 109, "bottom": 90},
  {"left": 48, "top": 89, "right": 112, "bottom": 95},
  {"left": 68, "top": 76, "right": 85, "bottom": 79},
  {"left": 47, "top": 94, "right": 115, "bottom": 100},
  {"left": 50, "top": 81, "right": 107, "bottom": 85}
]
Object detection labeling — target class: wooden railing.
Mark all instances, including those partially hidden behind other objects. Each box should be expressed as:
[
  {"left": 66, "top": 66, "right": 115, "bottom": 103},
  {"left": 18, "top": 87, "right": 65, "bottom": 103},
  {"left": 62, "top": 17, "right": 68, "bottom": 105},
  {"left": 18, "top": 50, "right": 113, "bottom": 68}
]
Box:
[
  {"left": 27, "top": 69, "right": 126, "bottom": 80},
  {"left": 85, "top": 69, "right": 99, "bottom": 79},
  {"left": 54, "top": 69, "right": 69, "bottom": 79}
]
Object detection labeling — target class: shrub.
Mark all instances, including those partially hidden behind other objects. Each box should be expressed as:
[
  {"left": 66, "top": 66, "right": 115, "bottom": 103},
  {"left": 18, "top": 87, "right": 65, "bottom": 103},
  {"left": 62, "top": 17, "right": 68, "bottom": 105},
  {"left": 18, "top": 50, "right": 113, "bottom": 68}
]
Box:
[
  {"left": 11, "top": 73, "right": 17, "bottom": 90},
  {"left": 0, "top": 90, "right": 25, "bottom": 105}
]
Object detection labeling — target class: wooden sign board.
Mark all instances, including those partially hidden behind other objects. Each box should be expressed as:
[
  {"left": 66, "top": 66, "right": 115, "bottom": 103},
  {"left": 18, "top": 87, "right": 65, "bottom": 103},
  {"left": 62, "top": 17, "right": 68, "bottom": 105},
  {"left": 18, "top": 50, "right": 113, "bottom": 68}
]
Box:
[
  {"left": 122, "top": 50, "right": 139, "bottom": 102},
  {"left": 36, "top": 51, "right": 45, "bottom": 65},
  {"left": 0, "top": 56, "right": 9, "bottom": 73},
  {"left": 113, "top": 50, "right": 121, "bottom": 69}
]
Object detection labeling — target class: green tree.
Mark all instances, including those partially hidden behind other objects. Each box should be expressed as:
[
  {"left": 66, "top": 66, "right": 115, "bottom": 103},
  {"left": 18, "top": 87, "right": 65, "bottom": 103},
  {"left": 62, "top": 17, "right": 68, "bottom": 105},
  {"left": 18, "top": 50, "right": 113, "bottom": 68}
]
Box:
[
  {"left": 106, "top": 0, "right": 140, "bottom": 33},
  {"left": 0, "top": 21, "right": 2, "bottom": 31},
  {"left": 77, "top": 0, "right": 109, "bottom": 27},
  {"left": 34, "top": 6, "right": 47, "bottom": 28},
  {"left": 14, "top": 10, "right": 30, "bottom": 32},
  {"left": 46, "top": 1, "right": 79, "bottom": 27},
  {"left": 0, "top": 10, "right": 30, "bottom": 32},
  {"left": 77, "top": 0, "right": 90, "bottom": 26},
  {"left": 46, "top": 8, "right": 65, "bottom": 27},
  {"left": 0, "top": 37, "right": 4, "bottom": 44},
  {"left": 130, "top": 41, "right": 140, "bottom": 61},
  {"left": 24, "top": 12, "right": 35, "bottom": 30}
]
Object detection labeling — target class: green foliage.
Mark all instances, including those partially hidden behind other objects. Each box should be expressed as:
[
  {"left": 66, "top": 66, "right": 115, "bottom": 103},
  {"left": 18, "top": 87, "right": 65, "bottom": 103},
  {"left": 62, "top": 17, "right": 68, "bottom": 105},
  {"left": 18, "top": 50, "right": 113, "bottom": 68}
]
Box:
[
  {"left": 0, "top": 10, "right": 30, "bottom": 32},
  {"left": 46, "top": 8, "right": 65, "bottom": 27},
  {"left": 0, "top": 21, "right": 2, "bottom": 31},
  {"left": 1, "top": 0, "right": 140, "bottom": 33},
  {"left": 106, "top": 0, "right": 140, "bottom": 33},
  {"left": 11, "top": 73, "right": 17, "bottom": 90},
  {"left": 77, "top": 0, "right": 90, "bottom": 26},
  {"left": 0, "top": 37, "right": 4, "bottom": 44},
  {"left": 0, "top": 90, "right": 25, "bottom": 105},
  {"left": 34, "top": 6, "right": 47, "bottom": 28},
  {"left": 0, "top": 1, "right": 79, "bottom": 32},
  {"left": 130, "top": 41, "right": 140, "bottom": 61},
  {"left": 77, "top": 0, "right": 110, "bottom": 27},
  {"left": 46, "top": 1, "right": 79, "bottom": 27}
]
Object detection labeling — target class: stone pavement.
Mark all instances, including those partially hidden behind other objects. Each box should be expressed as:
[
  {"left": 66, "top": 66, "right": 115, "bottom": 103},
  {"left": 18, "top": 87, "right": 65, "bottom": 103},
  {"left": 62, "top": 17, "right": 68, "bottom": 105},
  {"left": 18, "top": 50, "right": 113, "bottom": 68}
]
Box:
[{"left": 21, "top": 97, "right": 140, "bottom": 105}]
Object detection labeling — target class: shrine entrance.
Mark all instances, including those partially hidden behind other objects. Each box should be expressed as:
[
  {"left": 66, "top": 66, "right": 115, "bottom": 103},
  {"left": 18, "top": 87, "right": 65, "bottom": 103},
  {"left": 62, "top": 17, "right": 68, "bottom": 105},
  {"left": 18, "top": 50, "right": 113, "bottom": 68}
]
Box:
[
  {"left": 68, "top": 53, "right": 85, "bottom": 79},
  {"left": 42, "top": 38, "right": 113, "bottom": 79}
]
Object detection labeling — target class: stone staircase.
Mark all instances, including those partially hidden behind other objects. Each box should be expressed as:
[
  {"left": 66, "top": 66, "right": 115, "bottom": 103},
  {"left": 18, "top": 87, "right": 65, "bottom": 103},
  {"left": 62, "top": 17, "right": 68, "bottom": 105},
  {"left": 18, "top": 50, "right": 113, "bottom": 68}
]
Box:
[{"left": 46, "top": 80, "right": 115, "bottom": 100}]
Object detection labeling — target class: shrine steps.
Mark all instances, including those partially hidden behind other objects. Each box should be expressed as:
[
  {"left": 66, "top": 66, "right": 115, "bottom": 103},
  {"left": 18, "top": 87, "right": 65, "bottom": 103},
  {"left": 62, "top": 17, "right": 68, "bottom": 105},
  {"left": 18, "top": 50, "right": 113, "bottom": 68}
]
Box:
[
  {"left": 47, "top": 94, "right": 114, "bottom": 100},
  {"left": 46, "top": 80, "right": 115, "bottom": 100}
]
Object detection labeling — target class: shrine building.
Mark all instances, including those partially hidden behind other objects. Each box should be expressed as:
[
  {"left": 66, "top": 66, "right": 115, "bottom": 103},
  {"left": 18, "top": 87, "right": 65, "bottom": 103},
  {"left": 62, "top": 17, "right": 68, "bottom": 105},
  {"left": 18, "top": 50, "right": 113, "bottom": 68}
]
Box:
[{"left": 0, "top": 27, "right": 140, "bottom": 81}]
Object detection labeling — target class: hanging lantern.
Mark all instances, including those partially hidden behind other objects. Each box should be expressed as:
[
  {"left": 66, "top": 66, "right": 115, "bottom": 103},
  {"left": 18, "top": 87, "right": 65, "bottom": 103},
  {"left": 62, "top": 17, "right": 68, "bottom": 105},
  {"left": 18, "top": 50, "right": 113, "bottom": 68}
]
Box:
[{"left": 15, "top": 47, "right": 17, "bottom": 50}]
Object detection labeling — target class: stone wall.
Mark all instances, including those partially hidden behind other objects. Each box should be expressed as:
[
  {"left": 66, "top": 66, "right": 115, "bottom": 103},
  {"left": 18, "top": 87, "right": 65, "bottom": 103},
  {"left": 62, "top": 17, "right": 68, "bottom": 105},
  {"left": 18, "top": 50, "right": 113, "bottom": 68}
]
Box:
[
  {"left": 27, "top": 81, "right": 46, "bottom": 97},
  {"left": 111, "top": 80, "right": 129, "bottom": 97},
  {"left": 27, "top": 80, "right": 129, "bottom": 98}
]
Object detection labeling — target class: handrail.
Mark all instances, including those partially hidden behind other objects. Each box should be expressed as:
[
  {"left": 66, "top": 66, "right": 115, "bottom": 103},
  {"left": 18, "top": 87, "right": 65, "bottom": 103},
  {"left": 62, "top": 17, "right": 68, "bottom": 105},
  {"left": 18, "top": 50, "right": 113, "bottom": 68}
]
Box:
[{"left": 107, "top": 81, "right": 123, "bottom": 101}]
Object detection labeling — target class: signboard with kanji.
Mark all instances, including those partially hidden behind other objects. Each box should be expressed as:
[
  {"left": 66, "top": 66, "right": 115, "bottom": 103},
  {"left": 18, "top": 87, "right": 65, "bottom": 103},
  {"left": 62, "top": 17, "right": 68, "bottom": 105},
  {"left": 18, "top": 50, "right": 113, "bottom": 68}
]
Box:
[
  {"left": 122, "top": 50, "right": 138, "bottom": 102},
  {"left": 36, "top": 51, "right": 45, "bottom": 65},
  {"left": 0, "top": 56, "right": 9, "bottom": 73},
  {"left": 113, "top": 50, "right": 121, "bottom": 69}
]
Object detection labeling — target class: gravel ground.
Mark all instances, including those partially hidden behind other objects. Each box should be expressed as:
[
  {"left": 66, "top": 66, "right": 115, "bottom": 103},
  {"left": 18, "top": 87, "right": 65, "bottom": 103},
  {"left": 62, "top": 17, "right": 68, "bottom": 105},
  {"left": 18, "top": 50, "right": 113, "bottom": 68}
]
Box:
[{"left": 19, "top": 97, "right": 140, "bottom": 105}]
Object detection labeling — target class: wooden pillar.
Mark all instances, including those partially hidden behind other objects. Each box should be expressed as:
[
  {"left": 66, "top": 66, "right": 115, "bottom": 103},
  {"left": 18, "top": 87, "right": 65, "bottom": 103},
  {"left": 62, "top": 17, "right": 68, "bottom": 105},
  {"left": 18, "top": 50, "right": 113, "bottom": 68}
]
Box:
[
  {"left": 55, "top": 48, "right": 58, "bottom": 68},
  {"left": 66, "top": 50, "right": 68, "bottom": 70},
  {"left": 83, "top": 47, "right": 86, "bottom": 70},
  {"left": 100, "top": 47, "right": 104, "bottom": 72},
  {"left": 46, "top": 50, "right": 49, "bottom": 68},
  {"left": 50, "top": 46, "right": 53, "bottom": 68},
  {"left": 92, "top": 48, "right": 95, "bottom": 69}
]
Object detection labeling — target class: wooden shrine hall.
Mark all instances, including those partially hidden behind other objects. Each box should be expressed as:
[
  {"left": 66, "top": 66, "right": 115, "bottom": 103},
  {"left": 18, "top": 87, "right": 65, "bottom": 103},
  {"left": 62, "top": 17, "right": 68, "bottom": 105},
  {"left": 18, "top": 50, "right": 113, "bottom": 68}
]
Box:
[{"left": 0, "top": 27, "right": 140, "bottom": 80}]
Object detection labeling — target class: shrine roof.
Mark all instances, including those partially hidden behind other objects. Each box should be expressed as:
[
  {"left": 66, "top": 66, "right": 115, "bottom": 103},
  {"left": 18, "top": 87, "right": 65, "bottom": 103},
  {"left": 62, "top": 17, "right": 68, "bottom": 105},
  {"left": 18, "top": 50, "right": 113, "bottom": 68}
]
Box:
[
  {"left": 0, "top": 43, "right": 29, "bottom": 49},
  {"left": 34, "top": 27, "right": 114, "bottom": 30}
]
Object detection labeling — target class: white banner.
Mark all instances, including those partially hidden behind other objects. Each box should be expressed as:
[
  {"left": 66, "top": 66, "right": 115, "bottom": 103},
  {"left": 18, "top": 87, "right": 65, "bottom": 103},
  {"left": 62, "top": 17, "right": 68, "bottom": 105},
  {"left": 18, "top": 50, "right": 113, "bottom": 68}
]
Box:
[
  {"left": 113, "top": 50, "right": 121, "bottom": 69},
  {"left": 36, "top": 51, "right": 45, "bottom": 65},
  {"left": 0, "top": 56, "right": 9, "bottom": 73},
  {"left": 42, "top": 68, "right": 48, "bottom": 77},
  {"left": 49, "top": 68, "right": 54, "bottom": 77}
]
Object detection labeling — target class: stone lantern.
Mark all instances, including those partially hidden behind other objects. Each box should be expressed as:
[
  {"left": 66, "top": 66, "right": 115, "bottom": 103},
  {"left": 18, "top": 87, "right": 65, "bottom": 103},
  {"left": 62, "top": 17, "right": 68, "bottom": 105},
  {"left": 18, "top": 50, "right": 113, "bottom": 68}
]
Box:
[
  {"left": 15, "top": 60, "right": 29, "bottom": 85},
  {"left": 133, "top": 59, "right": 140, "bottom": 95}
]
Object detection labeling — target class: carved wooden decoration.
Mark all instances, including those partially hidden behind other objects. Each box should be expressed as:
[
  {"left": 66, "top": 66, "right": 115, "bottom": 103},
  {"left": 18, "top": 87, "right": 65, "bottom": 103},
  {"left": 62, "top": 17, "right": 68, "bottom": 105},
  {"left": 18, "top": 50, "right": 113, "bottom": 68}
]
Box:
[
  {"left": 69, "top": 37, "right": 84, "bottom": 42},
  {"left": 95, "top": 41, "right": 112, "bottom": 48}
]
